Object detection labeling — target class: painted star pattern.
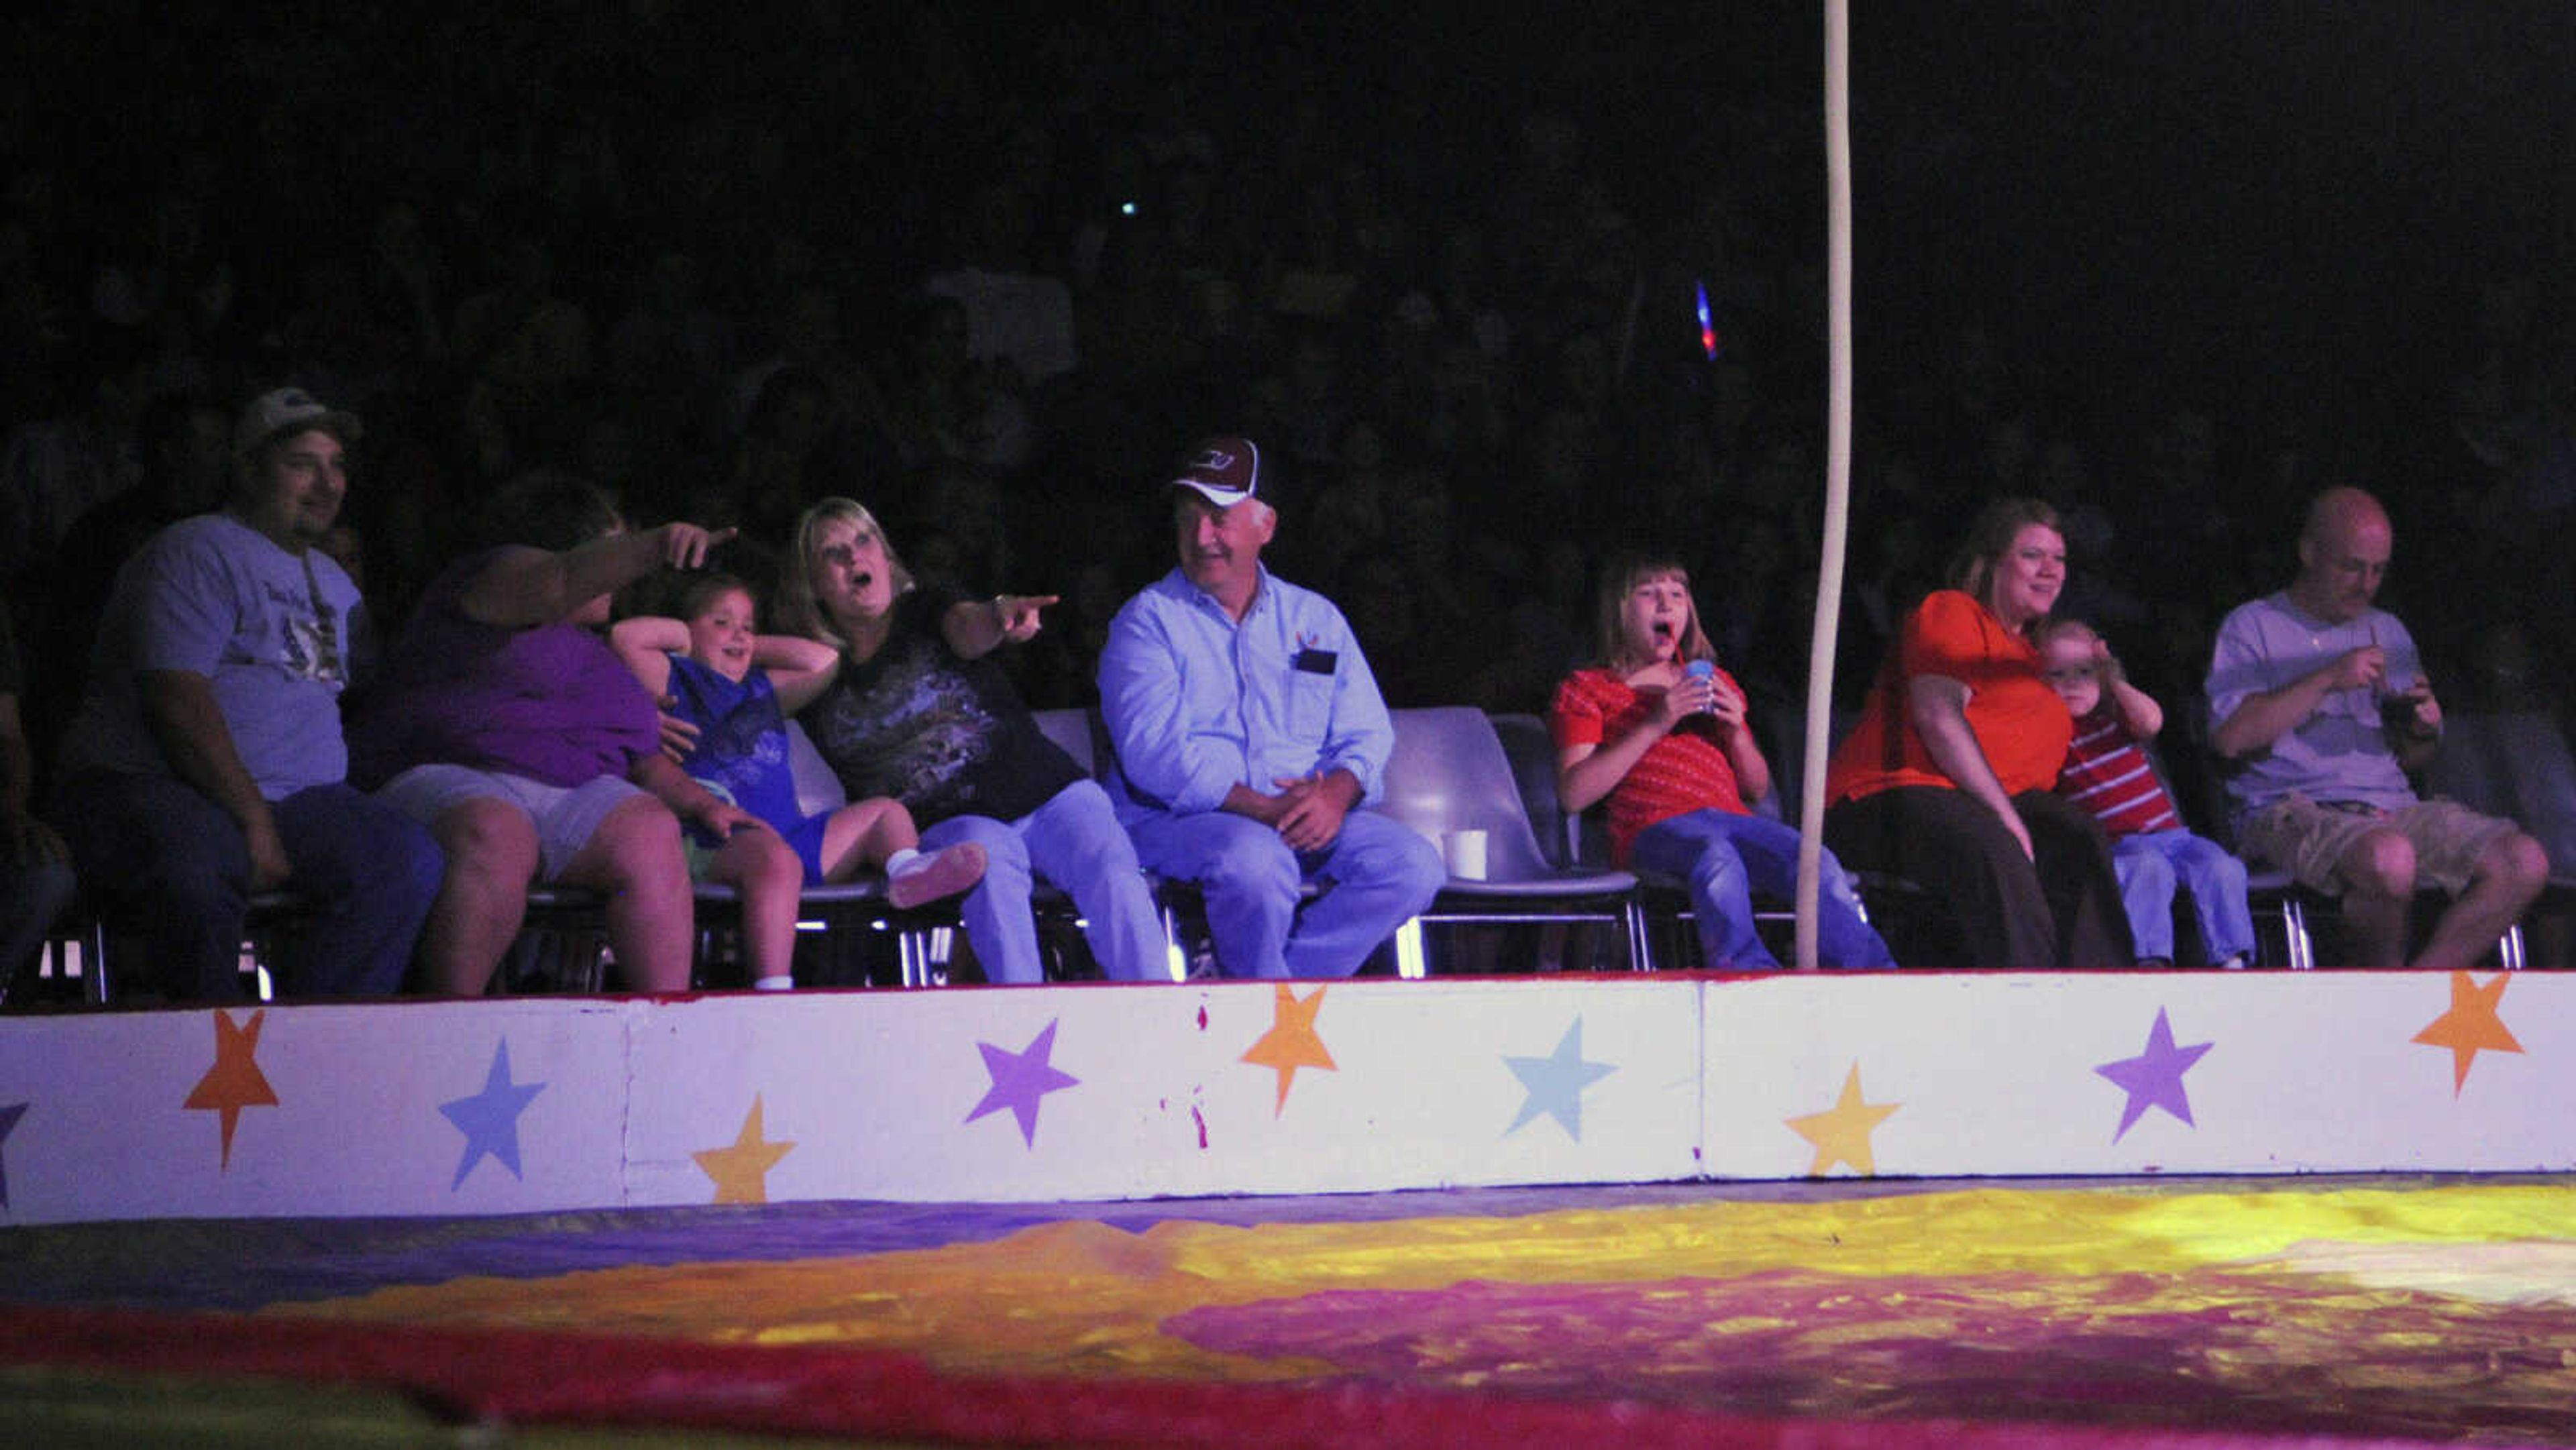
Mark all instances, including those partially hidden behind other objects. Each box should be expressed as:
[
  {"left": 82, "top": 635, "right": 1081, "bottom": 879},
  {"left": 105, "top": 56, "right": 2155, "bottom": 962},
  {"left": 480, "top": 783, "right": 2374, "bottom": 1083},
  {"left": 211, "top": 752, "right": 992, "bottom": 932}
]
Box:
[
  {"left": 13, "top": 961, "right": 2574, "bottom": 1222},
  {"left": 1786, "top": 1063, "right": 1900, "bottom": 1177},
  {"left": 967, "top": 1019, "right": 1081, "bottom": 1147},
  {"left": 1504, "top": 1017, "right": 1617, "bottom": 1139},
  {"left": 1242, "top": 984, "right": 1336, "bottom": 1115},
  {"left": 2412, "top": 971, "right": 2524, "bottom": 1095},
  {"left": 439, "top": 1040, "right": 546, "bottom": 1190},
  {"left": 184, "top": 1009, "right": 278, "bottom": 1170},
  {"left": 2095, "top": 1007, "right": 2214, "bottom": 1143},
  {"left": 694, "top": 1095, "right": 794, "bottom": 1204}
]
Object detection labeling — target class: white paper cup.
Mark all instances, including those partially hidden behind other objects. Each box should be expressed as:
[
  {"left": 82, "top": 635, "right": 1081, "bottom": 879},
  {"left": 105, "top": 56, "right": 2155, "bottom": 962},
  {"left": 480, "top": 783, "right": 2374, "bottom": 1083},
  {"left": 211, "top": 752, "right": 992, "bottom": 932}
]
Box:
[{"left": 1443, "top": 828, "right": 1490, "bottom": 881}]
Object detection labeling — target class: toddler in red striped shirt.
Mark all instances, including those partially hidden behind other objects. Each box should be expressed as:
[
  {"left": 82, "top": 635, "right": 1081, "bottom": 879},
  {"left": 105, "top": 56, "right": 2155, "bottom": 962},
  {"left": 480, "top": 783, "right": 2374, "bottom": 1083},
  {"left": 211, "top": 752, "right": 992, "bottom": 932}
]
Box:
[{"left": 2042, "top": 619, "right": 2252, "bottom": 967}]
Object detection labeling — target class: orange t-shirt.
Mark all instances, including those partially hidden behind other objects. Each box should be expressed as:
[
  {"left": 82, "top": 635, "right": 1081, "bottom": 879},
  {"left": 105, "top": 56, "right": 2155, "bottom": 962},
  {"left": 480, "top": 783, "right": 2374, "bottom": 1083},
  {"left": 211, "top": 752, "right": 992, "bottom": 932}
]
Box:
[{"left": 1825, "top": 590, "right": 2072, "bottom": 803}]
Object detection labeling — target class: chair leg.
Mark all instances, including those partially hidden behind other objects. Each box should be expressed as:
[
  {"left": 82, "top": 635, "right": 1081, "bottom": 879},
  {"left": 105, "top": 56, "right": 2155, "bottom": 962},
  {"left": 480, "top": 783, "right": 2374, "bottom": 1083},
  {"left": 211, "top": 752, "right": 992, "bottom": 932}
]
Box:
[
  {"left": 2499, "top": 923, "right": 2527, "bottom": 970},
  {"left": 1625, "top": 901, "right": 1655, "bottom": 972},
  {"left": 1392, "top": 918, "right": 1430, "bottom": 979},
  {"left": 898, "top": 925, "right": 951, "bottom": 988},
  {"left": 85, "top": 917, "right": 111, "bottom": 1006},
  {"left": 2284, "top": 897, "right": 2314, "bottom": 970},
  {"left": 1159, "top": 904, "right": 1189, "bottom": 982}
]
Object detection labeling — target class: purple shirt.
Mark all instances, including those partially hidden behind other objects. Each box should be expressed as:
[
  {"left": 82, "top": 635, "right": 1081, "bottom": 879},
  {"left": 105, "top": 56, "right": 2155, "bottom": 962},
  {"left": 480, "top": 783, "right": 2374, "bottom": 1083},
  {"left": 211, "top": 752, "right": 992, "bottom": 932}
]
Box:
[{"left": 348, "top": 549, "right": 658, "bottom": 789}]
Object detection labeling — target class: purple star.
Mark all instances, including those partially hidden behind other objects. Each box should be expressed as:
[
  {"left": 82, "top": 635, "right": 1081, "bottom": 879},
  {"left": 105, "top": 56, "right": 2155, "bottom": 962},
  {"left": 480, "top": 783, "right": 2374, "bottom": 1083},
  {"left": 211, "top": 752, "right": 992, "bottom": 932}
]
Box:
[
  {"left": 439, "top": 1040, "right": 546, "bottom": 1190},
  {"left": 2094, "top": 1007, "right": 2214, "bottom": 1143},
  {"left": 967, "top": 1019, "right": 1081, "bottom": 1148},
  {"left": 0, "top": 1101, "right": 25, "bottom": 1207}
]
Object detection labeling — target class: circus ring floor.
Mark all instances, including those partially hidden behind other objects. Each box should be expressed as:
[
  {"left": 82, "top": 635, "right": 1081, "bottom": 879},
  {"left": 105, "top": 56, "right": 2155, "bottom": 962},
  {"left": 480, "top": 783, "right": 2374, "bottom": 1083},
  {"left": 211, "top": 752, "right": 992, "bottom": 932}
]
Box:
[{"left": 3, "top": 969, "right": 2573, "bottom": 1446}]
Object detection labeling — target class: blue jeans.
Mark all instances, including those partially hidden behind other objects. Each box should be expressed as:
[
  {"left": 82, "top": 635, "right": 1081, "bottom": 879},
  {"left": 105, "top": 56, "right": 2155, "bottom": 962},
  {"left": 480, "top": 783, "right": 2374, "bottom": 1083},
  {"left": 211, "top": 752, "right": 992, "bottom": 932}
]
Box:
[
  {"left": 2112, "top": 828, "right": 2255, "bottom": 963},
  {"left": 1631, "top": 809, "right": 1896, "bottom": 969},
  {"left": 55, "top": 771, "right": 443, "bottom": 1001},
  {"left": 920, "top": 779, "right": 1169, "bottom": 984},
  {"left": 1126, "top": 807, "right": 1444, "bottom": 979}
]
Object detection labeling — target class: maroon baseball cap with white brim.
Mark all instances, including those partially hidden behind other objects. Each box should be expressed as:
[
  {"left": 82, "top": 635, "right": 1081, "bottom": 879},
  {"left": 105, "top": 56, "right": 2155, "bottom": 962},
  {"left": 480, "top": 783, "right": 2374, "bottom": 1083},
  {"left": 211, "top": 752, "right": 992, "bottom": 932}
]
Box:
[
  {"left": 1169, "top": 436, "right": 1262, "bottom": 507},
  {"left": 233, "top": 387, "right": 364, "bottom": 457}
]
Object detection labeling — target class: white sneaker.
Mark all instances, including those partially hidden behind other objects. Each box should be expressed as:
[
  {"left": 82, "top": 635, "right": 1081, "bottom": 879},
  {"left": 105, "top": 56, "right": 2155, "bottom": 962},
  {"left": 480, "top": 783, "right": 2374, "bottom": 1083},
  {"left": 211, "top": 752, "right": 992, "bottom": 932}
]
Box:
[{"left": 888, "top": 842, "right": 988, "bottom": 909}]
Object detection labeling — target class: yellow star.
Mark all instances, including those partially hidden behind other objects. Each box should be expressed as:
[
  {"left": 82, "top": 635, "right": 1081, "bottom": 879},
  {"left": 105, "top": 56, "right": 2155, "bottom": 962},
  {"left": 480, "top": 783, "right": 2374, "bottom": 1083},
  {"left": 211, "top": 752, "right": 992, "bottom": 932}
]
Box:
[
  {"left": 692, "top": 1095, "right": 795, "bottom": 1204},
  {"left": 1241, "top": 984, "right": 1336, "bottom": 1115},
  {"left": 2412, "top": 970, "right": 2524, "bottom": 1095},
  {"left": 184, "top": 1009, "right": 278, "bottom": 1170},
  {"left": 1784, "top": 1062, "right": 1900, "bottom": 1177}
]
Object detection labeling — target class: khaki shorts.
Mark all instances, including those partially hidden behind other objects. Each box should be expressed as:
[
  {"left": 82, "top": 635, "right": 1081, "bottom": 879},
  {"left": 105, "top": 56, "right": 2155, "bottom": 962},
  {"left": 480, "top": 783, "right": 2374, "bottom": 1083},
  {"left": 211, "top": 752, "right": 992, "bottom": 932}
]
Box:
[
  {"left": 375, "top": 763, "right": 647, "bottom": 883},
  {"left": 2239, "top": 793, "right": 2520, "bottom": 897}
]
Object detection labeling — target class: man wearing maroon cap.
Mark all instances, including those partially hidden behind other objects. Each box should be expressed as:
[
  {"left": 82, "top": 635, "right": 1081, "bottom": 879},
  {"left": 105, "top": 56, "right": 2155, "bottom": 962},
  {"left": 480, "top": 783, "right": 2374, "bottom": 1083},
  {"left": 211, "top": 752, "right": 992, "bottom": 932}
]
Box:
[{"left": 1099, "top": 436, "right": 1443, "bottom": 978}]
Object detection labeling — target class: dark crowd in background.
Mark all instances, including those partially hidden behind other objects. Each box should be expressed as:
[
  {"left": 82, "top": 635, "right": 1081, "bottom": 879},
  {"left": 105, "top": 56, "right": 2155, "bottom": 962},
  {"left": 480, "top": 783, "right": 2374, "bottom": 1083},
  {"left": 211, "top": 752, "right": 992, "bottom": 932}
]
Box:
[{"left": 6, "top": 1, "right": 2574, "bottom": 791}]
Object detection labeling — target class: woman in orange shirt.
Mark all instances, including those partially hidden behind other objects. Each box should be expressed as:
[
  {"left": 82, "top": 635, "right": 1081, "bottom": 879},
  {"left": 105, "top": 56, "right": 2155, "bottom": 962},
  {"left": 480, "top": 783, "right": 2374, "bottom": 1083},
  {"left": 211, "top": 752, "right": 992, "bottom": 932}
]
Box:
[{"left": 1823, "top": 498, "right": 2132, "bottom": 967}]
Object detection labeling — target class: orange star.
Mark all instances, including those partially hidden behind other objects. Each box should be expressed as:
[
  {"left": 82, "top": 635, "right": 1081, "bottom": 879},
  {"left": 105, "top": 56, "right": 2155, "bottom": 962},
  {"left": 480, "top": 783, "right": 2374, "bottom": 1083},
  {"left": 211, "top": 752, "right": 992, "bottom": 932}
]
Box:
[
  {"left": 1241, "top": 984, "right": 1336, "bottom": 1115},
  {"left": 184, "top": 1009, "right": 278, "bottom": 1170},
  {"left": 2412, "top": 970, "right": 2524, "bottom": 1095},
  {"left": 692, "top": 1094, "right": 795, "bottom": 1205},
  {"left": 1784, "top": 1062, "right": 1900, "bottom": 1177}
]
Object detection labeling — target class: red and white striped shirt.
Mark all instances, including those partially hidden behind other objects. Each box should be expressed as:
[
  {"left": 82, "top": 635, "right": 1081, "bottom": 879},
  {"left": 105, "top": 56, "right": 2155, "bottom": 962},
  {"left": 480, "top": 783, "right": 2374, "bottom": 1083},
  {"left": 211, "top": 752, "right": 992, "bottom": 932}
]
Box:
[
  {"left": 1549, "top": 667, "right": 1750, "bottom": 867},
  {"left": 2056, "top": 703, "right": 2180, "bottom": 837}
]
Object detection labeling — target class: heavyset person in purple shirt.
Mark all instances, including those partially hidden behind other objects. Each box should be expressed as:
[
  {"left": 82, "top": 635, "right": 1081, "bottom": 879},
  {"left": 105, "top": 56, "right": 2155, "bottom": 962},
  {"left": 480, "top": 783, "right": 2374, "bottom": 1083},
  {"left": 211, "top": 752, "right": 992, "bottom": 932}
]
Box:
[{"left": 350, "top": 474, "right": 754, "bottom": 995}]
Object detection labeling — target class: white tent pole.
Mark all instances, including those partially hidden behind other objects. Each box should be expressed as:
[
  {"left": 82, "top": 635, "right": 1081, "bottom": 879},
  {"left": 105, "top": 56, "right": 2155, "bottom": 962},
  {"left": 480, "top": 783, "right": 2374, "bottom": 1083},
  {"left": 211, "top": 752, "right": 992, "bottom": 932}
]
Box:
[{"left": 1797, "top": 0, "right": 1855, "bottom": 970}]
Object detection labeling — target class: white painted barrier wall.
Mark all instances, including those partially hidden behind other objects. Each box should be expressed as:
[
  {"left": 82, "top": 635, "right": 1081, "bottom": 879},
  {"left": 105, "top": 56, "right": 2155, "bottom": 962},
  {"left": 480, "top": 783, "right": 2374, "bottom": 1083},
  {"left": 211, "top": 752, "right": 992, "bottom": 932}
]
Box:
[{"left": 0, "top": 970, "right": 2559, "bottom": 1225}]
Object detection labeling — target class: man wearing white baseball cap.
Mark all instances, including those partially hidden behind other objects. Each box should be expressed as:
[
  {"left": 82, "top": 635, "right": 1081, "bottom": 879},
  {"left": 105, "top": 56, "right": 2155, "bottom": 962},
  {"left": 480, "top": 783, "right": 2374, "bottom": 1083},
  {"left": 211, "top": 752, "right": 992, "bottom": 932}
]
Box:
[
  {"left": 50, "top": 387, "right": 442, "bottom": 1001},
  {"left": 1099, "top": 435, "right": 1442, "bottom": 978}
]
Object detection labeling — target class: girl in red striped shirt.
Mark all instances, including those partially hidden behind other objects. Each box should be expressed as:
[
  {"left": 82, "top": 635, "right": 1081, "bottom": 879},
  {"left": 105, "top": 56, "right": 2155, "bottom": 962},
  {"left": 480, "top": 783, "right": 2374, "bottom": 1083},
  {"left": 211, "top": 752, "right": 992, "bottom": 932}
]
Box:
[{"left": 1549, "top": 557, "right": 1894, "bottom": 969}]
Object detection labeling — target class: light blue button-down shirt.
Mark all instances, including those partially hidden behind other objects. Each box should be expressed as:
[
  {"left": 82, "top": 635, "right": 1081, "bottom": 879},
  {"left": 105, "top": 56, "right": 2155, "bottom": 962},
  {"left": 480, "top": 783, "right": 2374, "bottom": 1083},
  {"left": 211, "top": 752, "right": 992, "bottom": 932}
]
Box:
[{"left": 1098, "top": 565, "right": 1395, "bottom": 824}]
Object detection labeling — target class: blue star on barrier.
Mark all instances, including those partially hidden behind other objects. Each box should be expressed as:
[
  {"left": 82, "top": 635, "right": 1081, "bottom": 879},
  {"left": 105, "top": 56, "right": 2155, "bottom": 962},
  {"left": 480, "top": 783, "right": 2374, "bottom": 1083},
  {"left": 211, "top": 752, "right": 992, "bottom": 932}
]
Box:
[
  {"left": 1505, "top": 1017, "right": 1617, "bottom": 1139},
  {"left": 439, "top": 1040, "right": 546, "bottom": 1189}
]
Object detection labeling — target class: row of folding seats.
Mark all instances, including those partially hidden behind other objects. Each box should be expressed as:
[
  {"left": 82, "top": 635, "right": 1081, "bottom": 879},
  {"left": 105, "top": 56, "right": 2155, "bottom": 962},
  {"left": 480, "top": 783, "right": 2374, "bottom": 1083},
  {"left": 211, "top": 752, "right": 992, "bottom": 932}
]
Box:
[
  {"left": 545, "top": 702, "right": 2576, "bottom": 978},
  {"left": 32, "top": 703, "right": 2565, "bottom": 1001},
  {"left": 1483, "top": 700, "right": 2571, "bottom": 972},
  {"left": 763, "top": 706, "right": 1651, "bottom": 982}
]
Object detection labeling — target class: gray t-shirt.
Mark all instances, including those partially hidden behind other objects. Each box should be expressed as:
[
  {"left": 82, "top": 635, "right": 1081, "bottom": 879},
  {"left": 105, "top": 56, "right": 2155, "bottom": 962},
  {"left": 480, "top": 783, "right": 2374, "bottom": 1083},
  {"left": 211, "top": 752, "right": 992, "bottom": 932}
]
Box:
[
  {"left": 2204, "top": 590, "right": 2422, "bottom": 821},
  {"left": 61, "top": 512, "right": 360, "bottom": 798}
]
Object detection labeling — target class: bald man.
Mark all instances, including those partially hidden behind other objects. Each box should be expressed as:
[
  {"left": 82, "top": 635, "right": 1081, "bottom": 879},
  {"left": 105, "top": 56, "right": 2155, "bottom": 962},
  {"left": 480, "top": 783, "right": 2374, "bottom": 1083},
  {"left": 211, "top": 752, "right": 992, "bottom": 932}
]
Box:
[{"left": 2205, "top": 487, "right": 2548, "bottom": 966}]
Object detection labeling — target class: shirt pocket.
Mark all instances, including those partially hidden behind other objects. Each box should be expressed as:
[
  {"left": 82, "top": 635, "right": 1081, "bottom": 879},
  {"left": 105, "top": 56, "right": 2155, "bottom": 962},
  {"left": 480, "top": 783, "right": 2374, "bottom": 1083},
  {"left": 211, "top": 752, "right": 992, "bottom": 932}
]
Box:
[{"left": 1287, "top": 669, "right": 1333, "bottom": 739}]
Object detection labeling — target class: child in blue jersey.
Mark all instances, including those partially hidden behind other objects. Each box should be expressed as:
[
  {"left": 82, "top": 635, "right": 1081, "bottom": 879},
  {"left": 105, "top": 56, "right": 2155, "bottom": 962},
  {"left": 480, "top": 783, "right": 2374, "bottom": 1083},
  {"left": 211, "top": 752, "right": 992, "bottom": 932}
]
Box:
[{"left": 612, "top": 573, "right": 984, "bottom": 989}]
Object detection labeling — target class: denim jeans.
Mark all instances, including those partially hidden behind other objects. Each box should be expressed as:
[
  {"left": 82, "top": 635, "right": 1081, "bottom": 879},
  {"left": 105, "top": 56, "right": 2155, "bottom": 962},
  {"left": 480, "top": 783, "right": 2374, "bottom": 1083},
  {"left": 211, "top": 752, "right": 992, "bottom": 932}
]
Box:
[
  {"left": 920, "top": 779, "right": 1169, "bottom": 984},
  {"left": 1631, "top": 808, "right": 1896, "bottom": 969},
  {"left": 1126, "top": 807, "right": 1444, "bottom": 979},
  {"left": 2112, "top": 828, "right": 2255, "bottom": 963},
  {"left": 56, "top": 771, "right": 443, "bottom": 1001}
]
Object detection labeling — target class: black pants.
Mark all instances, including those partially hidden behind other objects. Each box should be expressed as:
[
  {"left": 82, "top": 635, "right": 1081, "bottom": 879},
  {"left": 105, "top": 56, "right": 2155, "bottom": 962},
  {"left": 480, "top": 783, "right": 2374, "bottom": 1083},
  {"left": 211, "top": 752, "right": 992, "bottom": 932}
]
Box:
[{"left": 1825, "top": 786, "right": 2135, "bottom": 968}]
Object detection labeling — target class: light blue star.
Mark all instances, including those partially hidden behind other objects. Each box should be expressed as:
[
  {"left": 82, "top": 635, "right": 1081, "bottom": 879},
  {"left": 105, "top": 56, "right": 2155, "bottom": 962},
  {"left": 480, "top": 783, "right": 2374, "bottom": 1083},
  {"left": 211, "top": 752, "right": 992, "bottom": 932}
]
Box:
[
  {"left": 1505, "top": 1017, "right": 1617, "bottom": 1139},
  {"left": 2094, "top": 1007, "right": 2214, "bottom": 1143},
  {"left": 0, "top": 1101, "right": 25, "bottom": 1207},
  {"left": 967, "top": 1019, "right": 1080, "bottom": 1148},
  {"left": 439, "top": 1040, "right": 546, "bottom": 1190}
]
